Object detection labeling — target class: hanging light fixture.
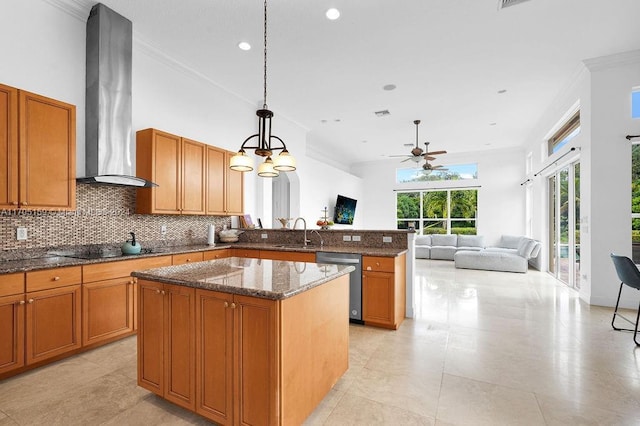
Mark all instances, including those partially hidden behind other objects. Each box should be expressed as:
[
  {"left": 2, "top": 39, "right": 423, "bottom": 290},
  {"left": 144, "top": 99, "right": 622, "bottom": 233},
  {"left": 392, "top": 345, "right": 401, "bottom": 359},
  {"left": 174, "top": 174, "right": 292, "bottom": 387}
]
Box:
[{"left": 229, "top": 0, "right": 296, "bottom": 177}]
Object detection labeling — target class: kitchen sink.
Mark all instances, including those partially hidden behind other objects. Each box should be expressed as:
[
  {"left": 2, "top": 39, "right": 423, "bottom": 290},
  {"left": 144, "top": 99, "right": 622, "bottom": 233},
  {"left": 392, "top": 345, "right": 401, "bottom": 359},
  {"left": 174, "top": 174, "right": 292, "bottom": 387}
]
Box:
[{"left": 273, "top": 244, "right": 316, "bottom": 250}]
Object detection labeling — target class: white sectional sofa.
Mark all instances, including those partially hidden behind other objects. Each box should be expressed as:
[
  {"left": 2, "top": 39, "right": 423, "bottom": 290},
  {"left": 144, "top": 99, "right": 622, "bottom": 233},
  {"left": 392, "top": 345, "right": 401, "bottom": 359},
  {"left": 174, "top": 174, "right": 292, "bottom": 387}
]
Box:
[
  {"left": 415, "top": 234, "right": 541, "bottom": 273},
  {"left": 415, "top": 234, "right": 484, "bottom": 260}
]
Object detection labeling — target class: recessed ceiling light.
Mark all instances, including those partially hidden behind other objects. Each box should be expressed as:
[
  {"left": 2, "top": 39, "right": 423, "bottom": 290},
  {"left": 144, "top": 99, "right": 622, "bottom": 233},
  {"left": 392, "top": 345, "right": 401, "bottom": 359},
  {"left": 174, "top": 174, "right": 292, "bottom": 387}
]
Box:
[
  {"left": 334, "top": 119, "right": 341, "bottom": 122},
  {"left": 374, "top": 110, "right": 390, "bottom": 117},
  {"left": 361, "top": 140, "right": 368, "bottom": 144},
  {"left": 238, "top": 42, "right": 251, "bottom": 51},
  {"left": 497, "top": 89, "right": 507, "bottom": 94},
  {"left": 326, "top": 8, "right": 340, "bottom": 20},
  {"left": 320, "top": 119, "right": 328, "bottom": 123},
  {"left": 489, "top": 122, "right": 497, "bottom": 126},
  {"left": 383, "top": 84, "right": 396, "bottom": 91}
]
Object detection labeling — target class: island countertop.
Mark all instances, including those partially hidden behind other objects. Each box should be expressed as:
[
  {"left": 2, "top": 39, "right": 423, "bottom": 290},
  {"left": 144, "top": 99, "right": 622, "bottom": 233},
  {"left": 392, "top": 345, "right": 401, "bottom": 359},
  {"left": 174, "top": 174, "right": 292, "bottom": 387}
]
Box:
[{"left": 131, "top": 256, "right": 355, "bottom": 300}]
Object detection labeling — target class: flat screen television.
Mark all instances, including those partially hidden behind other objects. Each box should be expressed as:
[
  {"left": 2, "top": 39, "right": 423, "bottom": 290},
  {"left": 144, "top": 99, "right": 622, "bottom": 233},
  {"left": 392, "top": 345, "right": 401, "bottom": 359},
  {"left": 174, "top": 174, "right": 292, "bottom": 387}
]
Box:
[{"left": 333, "top": 194, "right": 357, "bottom": 225}]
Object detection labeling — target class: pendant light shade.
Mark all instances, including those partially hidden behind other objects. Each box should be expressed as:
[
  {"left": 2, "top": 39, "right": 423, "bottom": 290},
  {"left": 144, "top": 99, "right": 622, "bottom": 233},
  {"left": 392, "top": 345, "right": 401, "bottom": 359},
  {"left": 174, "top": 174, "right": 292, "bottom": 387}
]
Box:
[
  {"left": 230, "top": 0, "right": 296, "bottom": 177},
  {"left": 229, "top": 149, "right": 254, "bottom": 172},
  {"left": 273, "top": 149, "right": 296, "bottom": 171},
  {"left": 257, "top": 157, "right": 279, "bottom": 177}
]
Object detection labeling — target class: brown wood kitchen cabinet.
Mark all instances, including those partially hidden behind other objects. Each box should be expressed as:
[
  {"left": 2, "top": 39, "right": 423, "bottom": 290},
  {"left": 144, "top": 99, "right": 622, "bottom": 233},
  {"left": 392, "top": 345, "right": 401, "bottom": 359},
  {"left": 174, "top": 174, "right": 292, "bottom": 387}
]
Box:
[
  {"left": 202, "top": 249, "right": 231, "bottom": 260},
  {"left": 136, "top": 128, "right": 207, "bottom": 215},
  {"left": 172, "top": 252, "right": 204, "bottom": 265},
  {"left": 81, "top": 255, "right": 172, "bottom": 346},
  {"left": 0, "top": 83, "right": 76, "bottom": 211},
  {"left": 138, "top": 280, "right": 196, "bottom": 411},
  {"left": 362, "top": 254, "right": 406, "bottom": 330},
  {"left": 194, "top": 289, "right": 279, "bottom": 425},
  {"left": 25, "top": 266, "right": 82, "bottom": 365},
  {"left": 0, "top": 273, "right": 25, "bottom": 375},
  {"left": 205, "top": 146, "right": 244, "bottom": 215}
]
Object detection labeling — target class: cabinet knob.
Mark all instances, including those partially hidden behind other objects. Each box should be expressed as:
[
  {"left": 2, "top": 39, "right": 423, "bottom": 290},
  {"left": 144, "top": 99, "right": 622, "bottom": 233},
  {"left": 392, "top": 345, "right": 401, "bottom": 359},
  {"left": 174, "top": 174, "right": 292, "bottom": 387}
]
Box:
[
  {"left": 186, "top": 258, "right": 191, "bottom": 262},
  {"left": 12, "top": 201, "right": 18, "bottom": 205},
  {"left": 22, "top": 202, "right": 28, "bottom": 206},
  {"left": 53, "top": 276, "right": 60, "bottom": 281},
  {"left": 230, "top": 302, "right": 236, "bottom": 309},
  {"left": 18, "top": 300, "right": 25, "bottom": 305},
  {"left": 128, "top": 280, "right": 134, "bottom": 285},
  {"left": 366, "top": 266, "right": 372, "bottom": 271},
  {"left": 28, "top": 299, "right": 34, "bottom": 304},
  {"left": 161, "top": 290, "right": 166, "bottom": 295},
  {"left": 156, "top": 289, "right": 161, "bottom": 294},
  {"left": 224, "top": 301, "right": 229, "bottom": 308},
  {"left": 376, "top": 262, "right": 380, "bottom": 266}
]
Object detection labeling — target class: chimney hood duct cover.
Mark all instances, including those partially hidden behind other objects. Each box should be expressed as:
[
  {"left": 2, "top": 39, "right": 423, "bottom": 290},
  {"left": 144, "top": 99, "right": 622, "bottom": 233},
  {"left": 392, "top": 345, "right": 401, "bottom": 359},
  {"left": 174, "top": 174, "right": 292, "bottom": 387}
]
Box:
[{"left": 79, "top": 3, "right": 156, "bottom": 188}]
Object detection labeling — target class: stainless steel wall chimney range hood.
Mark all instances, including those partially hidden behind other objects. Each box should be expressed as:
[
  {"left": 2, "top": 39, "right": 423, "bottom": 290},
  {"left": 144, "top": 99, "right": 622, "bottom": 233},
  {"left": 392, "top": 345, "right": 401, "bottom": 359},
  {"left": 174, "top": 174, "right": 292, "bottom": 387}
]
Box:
[{"left": 78, "top": 3, "right": 156, "bottom": 187}]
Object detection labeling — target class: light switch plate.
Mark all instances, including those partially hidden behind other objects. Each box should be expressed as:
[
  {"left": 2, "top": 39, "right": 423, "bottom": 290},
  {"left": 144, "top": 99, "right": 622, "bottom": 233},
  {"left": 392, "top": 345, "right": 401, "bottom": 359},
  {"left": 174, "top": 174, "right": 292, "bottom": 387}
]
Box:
[
  {"left": 352, "top": 235, "right": 361, "bottom": 242},
  {"left": 343, "top": 235, "right": 352, "bottom": 242},
  {"left": 16, "top": 227, "right": 27, "bottom": 241},
  {"left": 261, "top": 233, "right": 268, "bottom": 239},
  {"left": 161, "top": 225, "right": 167, "bottom": 235},
  {"left": 382, "top": 236, "right": 392, "bottom": 243}
]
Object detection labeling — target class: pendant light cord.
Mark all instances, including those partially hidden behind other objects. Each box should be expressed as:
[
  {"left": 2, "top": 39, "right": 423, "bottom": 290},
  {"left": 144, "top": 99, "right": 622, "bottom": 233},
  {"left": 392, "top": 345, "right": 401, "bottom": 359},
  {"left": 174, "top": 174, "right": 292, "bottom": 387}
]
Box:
[{"left": 263, "top": 0, "right": 268, "bottom": 109}]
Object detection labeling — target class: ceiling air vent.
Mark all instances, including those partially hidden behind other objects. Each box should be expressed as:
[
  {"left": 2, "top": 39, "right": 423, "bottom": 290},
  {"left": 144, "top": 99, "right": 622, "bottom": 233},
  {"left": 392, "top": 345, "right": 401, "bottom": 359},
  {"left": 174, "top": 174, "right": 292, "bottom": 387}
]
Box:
[
  {"left": 498, "top": 0, "right": 531, "bottom": 10},
  {"left": 375, "top": 110, "right": 390, "bottom": 117}
]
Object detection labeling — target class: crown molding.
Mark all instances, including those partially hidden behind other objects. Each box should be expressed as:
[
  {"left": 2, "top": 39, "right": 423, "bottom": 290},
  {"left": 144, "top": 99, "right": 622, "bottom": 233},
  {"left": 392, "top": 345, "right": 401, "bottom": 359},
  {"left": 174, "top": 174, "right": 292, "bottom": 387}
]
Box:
[
  {"left": 583, "top": 49, "right": 640, "bottom": 71},
  {"left": 42, "top": 0, "right": 88, "bottom": 21}
]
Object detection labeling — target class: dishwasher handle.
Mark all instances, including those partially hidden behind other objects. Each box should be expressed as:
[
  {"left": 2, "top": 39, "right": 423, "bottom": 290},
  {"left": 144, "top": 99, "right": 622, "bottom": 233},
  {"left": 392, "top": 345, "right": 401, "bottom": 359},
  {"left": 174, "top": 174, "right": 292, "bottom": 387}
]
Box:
[{"left": 317, "top": 257, "right": 360, "bottom": 264}]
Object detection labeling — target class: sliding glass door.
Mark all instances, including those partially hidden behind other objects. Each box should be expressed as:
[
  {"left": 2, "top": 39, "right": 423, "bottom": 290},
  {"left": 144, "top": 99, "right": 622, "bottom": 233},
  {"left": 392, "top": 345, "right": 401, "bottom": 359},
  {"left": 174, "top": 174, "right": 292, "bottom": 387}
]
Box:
[{"left": 548, "top": 161, "right": 580, "bottom": 289}]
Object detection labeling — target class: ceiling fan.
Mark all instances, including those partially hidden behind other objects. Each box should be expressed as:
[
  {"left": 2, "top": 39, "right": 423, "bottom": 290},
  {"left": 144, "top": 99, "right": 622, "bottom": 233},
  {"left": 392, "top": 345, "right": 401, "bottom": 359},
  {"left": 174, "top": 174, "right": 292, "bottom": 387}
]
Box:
[{"left": 389, "top": 120, "right": 447, "bottom": 163}]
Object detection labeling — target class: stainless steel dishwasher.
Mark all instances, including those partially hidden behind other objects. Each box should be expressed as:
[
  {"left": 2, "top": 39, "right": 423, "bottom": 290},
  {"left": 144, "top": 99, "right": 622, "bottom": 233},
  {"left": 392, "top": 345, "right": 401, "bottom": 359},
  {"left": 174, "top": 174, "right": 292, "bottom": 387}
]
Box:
[{"left": 315, "top": 252, "right": 363, "bottom": 323}]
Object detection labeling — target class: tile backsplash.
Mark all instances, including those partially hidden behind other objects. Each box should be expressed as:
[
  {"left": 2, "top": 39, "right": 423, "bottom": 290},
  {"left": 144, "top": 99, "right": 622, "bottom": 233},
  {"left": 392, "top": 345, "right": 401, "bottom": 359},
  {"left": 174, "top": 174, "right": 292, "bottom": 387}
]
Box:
[{"left": 0, "top": 184, "right": 230, "bottom": 252}]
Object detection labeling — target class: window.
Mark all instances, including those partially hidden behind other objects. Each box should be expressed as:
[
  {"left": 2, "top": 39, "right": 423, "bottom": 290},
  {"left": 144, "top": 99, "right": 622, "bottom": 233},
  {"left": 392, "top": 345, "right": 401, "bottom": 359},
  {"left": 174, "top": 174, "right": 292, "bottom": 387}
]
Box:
[
  {"left": 397, "top": 189, "right": 477, "bottom": 235},
  {"left": 632, "top": 144, "right": 640, "bottom": 262},
  {"left": 633, "top": 88, "right": 640, "bottom": 119},
  {"left": 548, "top": 111, "right": 580, "bottom": 155},
  {"left": 396, "top": 163, "right": 478, "bottom": 183}
]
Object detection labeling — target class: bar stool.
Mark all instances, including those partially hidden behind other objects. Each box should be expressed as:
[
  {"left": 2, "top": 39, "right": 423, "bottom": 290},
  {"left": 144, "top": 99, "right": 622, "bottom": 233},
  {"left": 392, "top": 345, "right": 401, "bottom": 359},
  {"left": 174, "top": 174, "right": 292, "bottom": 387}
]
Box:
[{"left": 610, "top": 253, "right": 640, "bottom": 346}]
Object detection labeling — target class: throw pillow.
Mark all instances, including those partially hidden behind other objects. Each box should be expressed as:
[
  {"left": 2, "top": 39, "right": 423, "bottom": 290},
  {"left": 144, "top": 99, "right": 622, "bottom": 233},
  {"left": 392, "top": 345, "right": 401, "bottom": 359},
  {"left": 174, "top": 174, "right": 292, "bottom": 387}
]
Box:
[
  {"left": 501, "top": 235, "right": 522, "bottom": 249},
  {"left": 457, "top": 235, "right": 484, "bottom": 248},
  {"left": 517, "top": 238, "right": 536, "bottom": 258}
]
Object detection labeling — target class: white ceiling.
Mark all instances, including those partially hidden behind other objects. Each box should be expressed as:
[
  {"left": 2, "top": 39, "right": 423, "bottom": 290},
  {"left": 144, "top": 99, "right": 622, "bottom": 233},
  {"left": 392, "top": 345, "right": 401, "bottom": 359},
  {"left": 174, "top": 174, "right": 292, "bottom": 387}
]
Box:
[{"left": 67, "top": 0, "right": 640, "bottom": 168}]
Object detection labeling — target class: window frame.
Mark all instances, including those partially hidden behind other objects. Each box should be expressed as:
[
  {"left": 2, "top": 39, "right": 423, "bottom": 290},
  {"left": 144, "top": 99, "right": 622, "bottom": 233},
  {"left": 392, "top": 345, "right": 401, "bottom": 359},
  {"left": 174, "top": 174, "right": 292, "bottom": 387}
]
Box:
[{"left": 548, "top": 111, "right": 580, "bottom": 155}]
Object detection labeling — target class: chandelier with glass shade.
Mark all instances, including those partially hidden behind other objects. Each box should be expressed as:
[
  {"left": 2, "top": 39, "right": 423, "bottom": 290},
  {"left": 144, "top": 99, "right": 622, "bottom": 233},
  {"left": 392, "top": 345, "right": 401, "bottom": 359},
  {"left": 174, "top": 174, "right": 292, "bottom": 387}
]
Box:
[{"left": 229, "top": 0, "right": 296, "bottom": 177}]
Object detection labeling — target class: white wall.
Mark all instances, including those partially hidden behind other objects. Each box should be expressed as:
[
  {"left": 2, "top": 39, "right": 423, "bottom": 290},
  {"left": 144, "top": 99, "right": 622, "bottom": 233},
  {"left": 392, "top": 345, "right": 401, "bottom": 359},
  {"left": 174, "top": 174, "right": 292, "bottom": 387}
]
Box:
[
  {"left": 0, "top": 0, "right": 363, "bottom": 226},
  {"left": 352, "top": 147, "right": 526, "bottom": 243},
  {"left": 523, "top": 50, "right": 640, "bottom": 308}
]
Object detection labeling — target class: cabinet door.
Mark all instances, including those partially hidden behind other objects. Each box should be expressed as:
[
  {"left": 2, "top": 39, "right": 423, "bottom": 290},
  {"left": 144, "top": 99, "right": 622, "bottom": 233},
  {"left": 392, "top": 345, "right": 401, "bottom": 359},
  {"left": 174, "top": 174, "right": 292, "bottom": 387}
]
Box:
[
  {"left": 205, "top": 146, "right": 226, "bottom": 215},
  {"left": 138, "top": 280, "right": 165, "bottom": 395},
  {"left": 181, "top": 138, "right": 206, "bottom": 215},
  {"left": 0, "top": 84, "right": 18, "bottom": 210},
  {"left": 164, "top": 284, "right": 196, "bottom": 411},
  {"left": 225, "top": 151, "right": 244, "bottom": 215},
  {"left": 0, "top": 294, "right": 25, "bottom": 375},
  {"left": 234, "top": 295, "right": 279, "bottom": 426},
  {"left": 25, "top": 285, "right": 81, "bottom": 365},
  {"left": 362, "top": 271, "right": 394, "bottom": 326},
  {"left": 82, "top": 278, "right": 135, "bottom": 346},
  {"left": 18, "top": 90, "right": 75, "bottom": 210},
  {"left": 137, "top": 129, "right": 182, "bottom": 214},
  {"left": 195, "top": 289, "right": 233, "bottom": 425}
]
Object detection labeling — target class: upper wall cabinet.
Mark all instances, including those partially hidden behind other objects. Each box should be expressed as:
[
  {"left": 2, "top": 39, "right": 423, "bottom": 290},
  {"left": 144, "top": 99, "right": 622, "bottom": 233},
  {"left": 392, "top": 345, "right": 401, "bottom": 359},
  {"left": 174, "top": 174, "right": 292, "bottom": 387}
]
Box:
[
  {"left": 136, "top": 128, "right": 206, "bottom": 215},
  {"left": 205, "top": 146, "right": 244, "bottom": 216},
  {"left": 0, "top": 83, "right": 76, "bottom": 211}
]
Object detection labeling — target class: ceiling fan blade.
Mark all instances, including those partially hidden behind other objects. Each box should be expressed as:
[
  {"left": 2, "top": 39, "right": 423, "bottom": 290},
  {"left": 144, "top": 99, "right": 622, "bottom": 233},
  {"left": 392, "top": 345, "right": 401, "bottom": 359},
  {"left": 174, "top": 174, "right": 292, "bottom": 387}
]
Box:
[
  {"left": 423, "top": 155, "right": 436, "bottom": 161},
  {"left": 400, "top": 157, "right": 413, "bottom": 162},
  {"left": 425, "top": 150, "right": 447, "bottom": 155},
  {"left": 389, "top": 155, "right": 411, "bottom": 157}
]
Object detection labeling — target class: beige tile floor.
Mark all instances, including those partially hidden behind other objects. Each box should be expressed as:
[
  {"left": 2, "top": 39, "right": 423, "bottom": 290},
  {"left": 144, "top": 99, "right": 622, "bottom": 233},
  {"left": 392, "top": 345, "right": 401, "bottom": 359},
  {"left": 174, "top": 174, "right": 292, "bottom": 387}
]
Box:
[{"left": 2, "top": 259, "right": 640, "bottom": 425}]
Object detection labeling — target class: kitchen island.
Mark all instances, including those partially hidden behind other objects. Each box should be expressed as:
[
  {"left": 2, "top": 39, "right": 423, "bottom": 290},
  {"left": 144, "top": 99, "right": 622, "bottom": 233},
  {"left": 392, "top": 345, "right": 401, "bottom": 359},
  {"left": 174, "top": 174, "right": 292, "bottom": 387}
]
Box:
[{"left": 132, "top": 257, "right": 354, "bottom": 425}]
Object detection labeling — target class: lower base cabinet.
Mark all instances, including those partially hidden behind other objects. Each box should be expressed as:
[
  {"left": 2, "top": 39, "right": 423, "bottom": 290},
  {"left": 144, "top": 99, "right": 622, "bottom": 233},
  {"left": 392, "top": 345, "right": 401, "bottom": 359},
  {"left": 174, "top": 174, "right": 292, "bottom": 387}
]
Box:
[
  {"left": 82, "top": 278, "right": 135, "bottom": 346},
  {"left": 0, "top": 294, "right": 25, "bottom": 375},
  {"left": 138, "top": 280, "right": 196, "bottom": 411},
  {"left": 26, "top": 285, "right": 82, "bottom": 365},
  {"left": 195, "top": 290, "right": 279, "bottom": 425},
  {"left": 362, "top": 254, "right": 406, "bottom": 330},
  {"left": 138, "top": 274, "right": 349, "bottom": 425}
]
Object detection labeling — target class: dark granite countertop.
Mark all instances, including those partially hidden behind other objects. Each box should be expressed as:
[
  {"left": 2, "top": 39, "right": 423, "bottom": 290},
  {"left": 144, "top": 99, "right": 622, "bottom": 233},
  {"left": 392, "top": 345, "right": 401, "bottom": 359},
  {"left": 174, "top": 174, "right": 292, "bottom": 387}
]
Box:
[
  {"left": 133, "top": 257, "right": 355, "bottom": 300},
  {"left": 0, "top": 243, "right": 406, "bottom": 274}
]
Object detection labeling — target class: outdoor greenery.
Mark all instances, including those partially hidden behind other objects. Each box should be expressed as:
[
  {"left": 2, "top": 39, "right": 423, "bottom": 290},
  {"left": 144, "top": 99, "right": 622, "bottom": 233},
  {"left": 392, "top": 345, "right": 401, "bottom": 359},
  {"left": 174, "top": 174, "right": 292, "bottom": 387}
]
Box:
[
  {"left": 633, "top": 145, "right": 640, "bottom": 242},
  {"left": 396, "top": 189, "right": 477, "bottom": 234}
]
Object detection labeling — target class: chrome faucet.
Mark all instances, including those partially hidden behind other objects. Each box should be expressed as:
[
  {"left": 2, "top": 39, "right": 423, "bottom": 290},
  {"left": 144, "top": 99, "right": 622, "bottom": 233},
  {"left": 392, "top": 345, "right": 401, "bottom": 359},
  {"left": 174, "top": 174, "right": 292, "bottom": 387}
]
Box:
[
  {"left": 311, "top": 230, "right": 324, "bottom": 247},
  {"left": 293, "top": 217, "right": 309, "bottom": 246}
]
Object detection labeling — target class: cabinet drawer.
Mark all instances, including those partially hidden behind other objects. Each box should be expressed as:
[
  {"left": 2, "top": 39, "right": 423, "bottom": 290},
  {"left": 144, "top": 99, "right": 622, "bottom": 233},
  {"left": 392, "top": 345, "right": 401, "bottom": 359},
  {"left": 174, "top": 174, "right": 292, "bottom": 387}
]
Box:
[
  {"left": 0, "top": 273, "right": 24, "bottom": 297},
  {"left": 203, "top": 249, "right": 230, "bottom": 260},
  {"left": 83, "top": 255, "right": 172, "bottom": 282},
  {"left": 231, "top": 249, "right": 260, "bottom": 258},
  {"left": 26, "top": 266, "right": 82, "bottom": 292},
  {"left": 362, "top": 256, "right": 395, "bottom": 273},
  {"left": 173, "top": 252, "right": 204, "bottom": 265}
]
